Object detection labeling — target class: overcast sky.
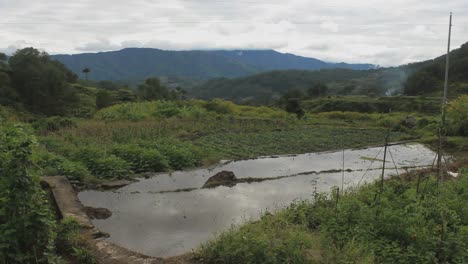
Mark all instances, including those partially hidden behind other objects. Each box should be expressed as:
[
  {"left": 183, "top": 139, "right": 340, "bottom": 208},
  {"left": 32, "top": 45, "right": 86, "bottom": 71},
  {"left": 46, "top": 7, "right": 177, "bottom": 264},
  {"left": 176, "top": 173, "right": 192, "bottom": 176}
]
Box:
[{"left": 1, "top": 0, "right": 467, "bottom": 66}]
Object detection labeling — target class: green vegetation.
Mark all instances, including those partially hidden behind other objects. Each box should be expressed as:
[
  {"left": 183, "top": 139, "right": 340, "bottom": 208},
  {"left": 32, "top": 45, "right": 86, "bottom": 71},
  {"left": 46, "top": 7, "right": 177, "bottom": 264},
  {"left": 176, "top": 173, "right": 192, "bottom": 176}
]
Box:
[
  {"left": 56, "top": 218, "right": 96, "bottom": 264},
  {"left": 0, "top": 124, "right": 56, "bottom": 263},
  {"left": 302, "top": 96, "right": 440, "bottom": 114},
  {"left": 33, "top": 99, "right": 426, "bottom": 184},
  {"left": 193, "top": 69, "right": 385, "bottom": 104},
  {"left": 448, "top": 95, "right": 468, "bottom": 136},
  {"left": 1, "top": 44, "right": 468, "bottom": 263},
  {"left": 405, "top": 42, "right": 468, "bottom": 96},
  {"left": 198, "top": 171, "right": 468, "bottom": 263}
]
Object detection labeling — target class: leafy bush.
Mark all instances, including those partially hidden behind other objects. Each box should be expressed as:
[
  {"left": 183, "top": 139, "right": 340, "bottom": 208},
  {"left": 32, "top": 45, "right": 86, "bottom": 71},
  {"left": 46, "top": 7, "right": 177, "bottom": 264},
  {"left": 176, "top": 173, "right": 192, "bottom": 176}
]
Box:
[
  {"left": 198, "top": 214, "right": 314, "bottom": 264},
  {"left": 111, "top": 144, "right": 169, "bottom": 173},
  {"left": 73, "top": 147, "right": 131, "bottom": 179},
  {"left": 204, "top": 99, "right": 236, "bottom": 114},
  {"left": 33, "top": 150, "right": 91, "bottom": 181},
  {"left": 448, "top": 95, "right": 468, "bottom": 136},
  {"left": 151, "top": 140, "right": 201, "bottom": 170},
  {"left": 91, "top": 155, "right": 131, "bottom": 179},
  {"left": 0, "top": 124, "right": 55, "bottom": 263},
  {"left": 33, "top": 116, "right": 77, "bottom": 133},
  {"left": 56, "top": 218, "right": 96, "bottom": 264}
]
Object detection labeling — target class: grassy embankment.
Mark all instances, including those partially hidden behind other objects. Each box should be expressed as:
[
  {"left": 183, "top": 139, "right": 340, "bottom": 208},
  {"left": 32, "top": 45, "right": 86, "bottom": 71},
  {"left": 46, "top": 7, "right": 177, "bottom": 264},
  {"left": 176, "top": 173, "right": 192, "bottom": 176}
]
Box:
[
  {"left": 27, "top": 98, "right": 439, "bottom": 185},
  {"left": 197, "top": 170, "right": 468, "bottom": 263}
]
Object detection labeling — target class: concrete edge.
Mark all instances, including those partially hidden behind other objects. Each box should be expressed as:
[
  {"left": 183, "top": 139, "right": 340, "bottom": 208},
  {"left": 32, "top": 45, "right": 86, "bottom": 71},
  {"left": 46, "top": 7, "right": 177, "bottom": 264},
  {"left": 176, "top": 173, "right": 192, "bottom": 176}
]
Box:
[{"left": 41, "top": 176, "right": 166, "bottom": 264}]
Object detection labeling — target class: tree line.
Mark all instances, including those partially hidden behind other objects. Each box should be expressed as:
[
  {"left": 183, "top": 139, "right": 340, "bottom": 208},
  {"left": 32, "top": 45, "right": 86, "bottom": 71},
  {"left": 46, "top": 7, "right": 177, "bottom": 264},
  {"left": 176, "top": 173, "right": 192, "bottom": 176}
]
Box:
[{"left": 0, "top": 47, "right": 185, "bottom": 117}]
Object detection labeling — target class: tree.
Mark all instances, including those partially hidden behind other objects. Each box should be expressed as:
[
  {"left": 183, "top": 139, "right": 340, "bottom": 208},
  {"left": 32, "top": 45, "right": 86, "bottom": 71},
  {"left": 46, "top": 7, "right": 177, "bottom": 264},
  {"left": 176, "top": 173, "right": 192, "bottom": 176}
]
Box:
[
  {"left": 137, "top": 78, "right": 171, "bottom": 101},
  {"left": 0, "top": 125, "right": 55, "bottom": 263},
  {"left": 96, "top": 89, "right": 115, "bottom": 109},
  {"left": 307, "top": 83, "right": 328, "bottom": 97},
  {"left": 285, "top": 98, "right": 305, "bottom": 119},
  {"left": 339, "top": 85, "right": 355, "bottom": 95},
  {"left": 8, "top": 47, "right": 78, "bottom": 115},
  {"left": 82, "top": 67, "right": 90, "bottom": 81},
  {"left": 404, "top": 71, "right": 439, "bottom": 95},
  {"left": 0, "top": 53, "right": 17, "bottom": 106},
  {"left": 0, "top": 53, "right": 7, "bottom": 70}
]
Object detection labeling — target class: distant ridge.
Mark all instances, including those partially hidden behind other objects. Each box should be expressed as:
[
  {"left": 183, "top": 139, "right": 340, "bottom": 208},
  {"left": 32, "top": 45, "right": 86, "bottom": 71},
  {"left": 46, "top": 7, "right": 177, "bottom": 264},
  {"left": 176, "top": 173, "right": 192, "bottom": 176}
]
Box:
[{"left": 51, "top": 48, "right": 375, "bottom": 81}]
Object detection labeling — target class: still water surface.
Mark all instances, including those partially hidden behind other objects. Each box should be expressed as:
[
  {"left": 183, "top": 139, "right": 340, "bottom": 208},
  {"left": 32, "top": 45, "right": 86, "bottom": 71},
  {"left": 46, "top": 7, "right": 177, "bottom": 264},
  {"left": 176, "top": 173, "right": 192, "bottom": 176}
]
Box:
[{"left": 78, "top": 144, "right": 435, "bottom": 257}]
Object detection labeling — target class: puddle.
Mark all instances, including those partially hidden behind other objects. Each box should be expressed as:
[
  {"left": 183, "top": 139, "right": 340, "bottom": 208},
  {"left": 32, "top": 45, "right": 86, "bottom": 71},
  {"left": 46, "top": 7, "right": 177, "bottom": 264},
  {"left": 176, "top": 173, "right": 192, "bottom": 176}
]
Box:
[{"left": 78, "top": 144, "right": 436, "bottom": 257}]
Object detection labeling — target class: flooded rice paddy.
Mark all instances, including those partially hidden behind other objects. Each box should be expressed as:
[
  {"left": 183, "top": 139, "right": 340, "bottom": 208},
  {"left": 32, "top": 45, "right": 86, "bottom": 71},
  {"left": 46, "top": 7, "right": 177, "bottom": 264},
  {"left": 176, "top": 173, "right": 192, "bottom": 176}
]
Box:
[{"left": 78, "top": 144, "right": 436, "bottom": 257}]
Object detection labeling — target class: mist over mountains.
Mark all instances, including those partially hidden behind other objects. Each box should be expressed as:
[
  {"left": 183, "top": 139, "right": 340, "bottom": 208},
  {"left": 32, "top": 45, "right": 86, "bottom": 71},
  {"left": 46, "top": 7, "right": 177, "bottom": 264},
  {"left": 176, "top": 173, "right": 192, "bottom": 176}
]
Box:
[{"left": 51, "top": 48, "right": 376, "bottom": 81}]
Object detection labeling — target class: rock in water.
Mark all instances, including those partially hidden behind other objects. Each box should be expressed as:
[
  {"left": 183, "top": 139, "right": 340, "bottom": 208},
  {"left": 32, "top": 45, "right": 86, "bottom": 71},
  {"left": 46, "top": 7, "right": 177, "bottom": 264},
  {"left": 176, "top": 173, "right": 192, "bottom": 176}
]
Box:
[
  {"left": 203, "top": 171, "right": 237, "bottom": 188},
  {"left": 84, "top": 206, "right": 112, "bottom": 220}
]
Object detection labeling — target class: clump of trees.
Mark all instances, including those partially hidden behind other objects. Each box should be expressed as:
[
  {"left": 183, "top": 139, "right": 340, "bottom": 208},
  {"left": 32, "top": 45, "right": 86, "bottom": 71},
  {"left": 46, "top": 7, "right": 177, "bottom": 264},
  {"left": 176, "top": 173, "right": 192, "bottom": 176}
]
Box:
[
  {"left": 1, "top": 48, "right": 79, "bottom": 115},
  {"left": 0, "top": 47, "right": 187, "bottom": 116},
  {"left": 278, "top": 83, "right": 328, "bottom": 118},
  {"left": 137, "top": 77, "right": 180, "bottom": 101}
]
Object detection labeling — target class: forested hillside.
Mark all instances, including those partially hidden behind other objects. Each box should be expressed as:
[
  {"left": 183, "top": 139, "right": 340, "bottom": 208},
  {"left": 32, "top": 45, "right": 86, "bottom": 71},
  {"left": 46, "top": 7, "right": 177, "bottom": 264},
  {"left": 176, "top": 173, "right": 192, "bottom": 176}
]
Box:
[
  {"left": 192, "top": 67, "right": 414, "bottom": 103},
  {"left": 192, "top": 42, "right": 468, "bottom": 103},
  {"left": 51, "top": 48, "right": 374, "bottom": 81},
  {"left": 405, "top": 42, "right": 468, "bottom": 96}
]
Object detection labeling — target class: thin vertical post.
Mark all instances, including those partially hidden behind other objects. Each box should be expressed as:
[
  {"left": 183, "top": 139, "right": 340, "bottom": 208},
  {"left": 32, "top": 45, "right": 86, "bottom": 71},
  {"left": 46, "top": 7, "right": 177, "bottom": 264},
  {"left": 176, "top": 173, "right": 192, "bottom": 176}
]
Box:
[
  {"left": 341, "top": 143, "right": 345, "bottom": 195},
  {"left": 380, "top": 129, "right": 390, "bottom": 194},
  {"left": 438, "top": 12, "right": 452, "bottom": 183},
  {"left": 441, "top": 12, "right": 452, "bottom": 128}
]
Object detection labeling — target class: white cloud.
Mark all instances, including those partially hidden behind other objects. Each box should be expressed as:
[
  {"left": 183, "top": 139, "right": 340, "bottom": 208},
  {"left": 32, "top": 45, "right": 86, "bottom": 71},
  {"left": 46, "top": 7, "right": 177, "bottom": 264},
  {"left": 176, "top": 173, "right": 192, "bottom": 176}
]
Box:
[{"left": 0, "top": 0, "right": 467, "bottom": 66}]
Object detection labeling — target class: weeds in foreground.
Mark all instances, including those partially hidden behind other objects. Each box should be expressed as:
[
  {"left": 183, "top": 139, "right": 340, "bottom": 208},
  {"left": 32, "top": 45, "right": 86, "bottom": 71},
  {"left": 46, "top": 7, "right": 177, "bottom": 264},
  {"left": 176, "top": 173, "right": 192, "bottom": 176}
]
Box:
[{"left": 198, "top": 172, "right": 468, "bottom": 263}]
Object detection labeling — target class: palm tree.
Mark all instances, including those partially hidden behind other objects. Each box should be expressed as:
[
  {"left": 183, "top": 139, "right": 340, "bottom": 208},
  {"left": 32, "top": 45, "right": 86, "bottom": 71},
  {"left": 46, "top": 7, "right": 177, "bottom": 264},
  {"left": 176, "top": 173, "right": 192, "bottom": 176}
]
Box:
[{"left": 82, "top": 67, "right": 91, "bottom": 81}]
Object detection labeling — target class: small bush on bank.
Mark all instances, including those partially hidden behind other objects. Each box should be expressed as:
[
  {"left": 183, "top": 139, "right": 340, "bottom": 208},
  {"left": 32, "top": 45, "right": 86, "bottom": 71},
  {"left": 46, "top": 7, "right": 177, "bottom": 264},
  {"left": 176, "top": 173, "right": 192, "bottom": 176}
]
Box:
[
  {"left": 73, "top": 147, "right": 131, "bottom": 179},
  {"left": 111, "top": 144, "right": 169, "bottom": 173},
  {"left": 33, "top": 150, "right": 91, "bottom": 181},
  {"left": 198, "top": 214, "right": 315, "bottom": 264},
  {"left": 91, "top": 155, "right": 131, "bottom": 179},
  {"left": 143, "top": 139, "right": 202, "bottom": 170},
  {"left": 56, "top": 218, "right": 96, "bottom": 264}
]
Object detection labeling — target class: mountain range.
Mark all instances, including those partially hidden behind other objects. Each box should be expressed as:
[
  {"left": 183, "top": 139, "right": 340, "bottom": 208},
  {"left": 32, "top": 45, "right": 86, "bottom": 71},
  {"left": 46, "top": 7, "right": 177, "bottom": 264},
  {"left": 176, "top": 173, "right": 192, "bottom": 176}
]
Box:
[
  {"left": 193, "top": 42, "right": 468, "bottom": 103},
  {"left": 51, "top": 48, "right": 375, "bottom": 81}
]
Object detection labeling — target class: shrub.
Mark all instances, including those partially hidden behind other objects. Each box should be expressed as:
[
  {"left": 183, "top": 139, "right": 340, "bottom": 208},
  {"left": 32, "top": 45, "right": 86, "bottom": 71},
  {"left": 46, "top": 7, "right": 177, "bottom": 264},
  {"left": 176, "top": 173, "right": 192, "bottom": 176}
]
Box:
[
  {"left": 56, "top": 218, "right": 96, "bottom": 264},
  {"left": 73, "top": 147, "right": 131, "bottom": 179},
  {"left": 448, "top": 95, "right": 468, "bottom": 136},
  {"left": 152, "top": 140, "right": 201, "bottom": 170},
  {"left": 111, "top": 144, "right": 169, "bottom": 173},
  {"left": 33, "top": 150, "right": 91, "bottom": 181},
  {"left": 0, "top": 124, "right": 55, "bottom": 263},
  {"left": 33, "top": 116, "right": 77, "bottom": 133},
  {"left": 198, "top": 214, "right": 314, "bottom": 264},
  {"left": 204, "top": 99, "right": 236, "bottom": 114},
  {"left": 91, "top": 155, "right": 131, "bottom": 179}
]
